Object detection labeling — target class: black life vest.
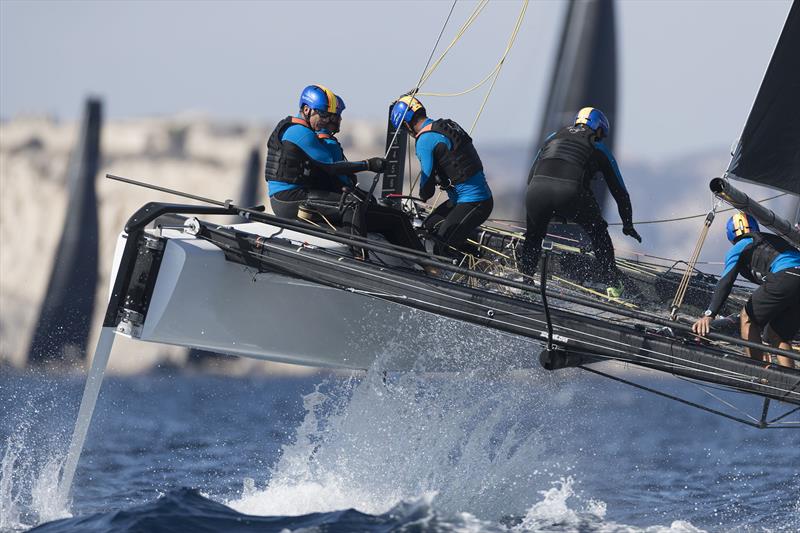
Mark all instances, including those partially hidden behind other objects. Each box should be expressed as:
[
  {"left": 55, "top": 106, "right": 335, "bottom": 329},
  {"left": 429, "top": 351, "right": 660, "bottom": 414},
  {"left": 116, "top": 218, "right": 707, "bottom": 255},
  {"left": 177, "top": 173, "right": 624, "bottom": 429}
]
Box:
[
  {"left": 418, "top": 119, "right": 483, "bottom": 185},
  {"left": 533, "top": 125, "right": 596, "bottom": 184},
  {"left": 740, "top": 232, "right": 796, "bottom": 283},
  {"left": 264, "top": 116, "right": 316, "bottom": 186}
]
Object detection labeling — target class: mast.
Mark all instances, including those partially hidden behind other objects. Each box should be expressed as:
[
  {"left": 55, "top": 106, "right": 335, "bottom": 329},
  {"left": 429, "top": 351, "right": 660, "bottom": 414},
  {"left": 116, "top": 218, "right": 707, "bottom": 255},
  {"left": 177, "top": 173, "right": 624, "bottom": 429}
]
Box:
[
  {"left": 236, "top": 146, "right": 262, "bottom": 210},
  {"left": 533, "top": 0, "right": 617, "bottom": 211},
  {"left": 27, "top": 98, "right": 102, "bottom": 365}
]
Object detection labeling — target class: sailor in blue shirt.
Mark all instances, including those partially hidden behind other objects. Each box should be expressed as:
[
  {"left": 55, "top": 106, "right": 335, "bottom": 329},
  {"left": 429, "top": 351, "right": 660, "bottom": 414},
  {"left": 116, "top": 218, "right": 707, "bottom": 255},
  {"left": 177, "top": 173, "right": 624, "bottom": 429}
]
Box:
[
  {"left": 390, "top": 95, "right": 493, "bottom": 256},
  {"left": 518, "top": 107, "right": 640, "bottom": 293},
  {"left": 265, "top": 84, "right": 386, "bottom": 219},
  {"left": 692, "top": 212, "right": 800, "bottom": 368}
]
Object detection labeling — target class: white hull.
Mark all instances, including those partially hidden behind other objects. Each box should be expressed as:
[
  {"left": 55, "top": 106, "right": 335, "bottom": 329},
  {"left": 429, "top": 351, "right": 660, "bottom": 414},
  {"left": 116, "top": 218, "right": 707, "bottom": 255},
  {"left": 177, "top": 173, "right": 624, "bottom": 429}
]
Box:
[{"left": 110, "top": 222, "right": 533, "bottom": 371}]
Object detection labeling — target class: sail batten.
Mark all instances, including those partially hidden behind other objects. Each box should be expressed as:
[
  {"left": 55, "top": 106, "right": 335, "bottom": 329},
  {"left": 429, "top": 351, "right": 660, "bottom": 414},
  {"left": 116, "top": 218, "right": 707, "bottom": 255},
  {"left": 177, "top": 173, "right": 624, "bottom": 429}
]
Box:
[{"left": 726, "top": 2, "right": 800, "bottom": 195}]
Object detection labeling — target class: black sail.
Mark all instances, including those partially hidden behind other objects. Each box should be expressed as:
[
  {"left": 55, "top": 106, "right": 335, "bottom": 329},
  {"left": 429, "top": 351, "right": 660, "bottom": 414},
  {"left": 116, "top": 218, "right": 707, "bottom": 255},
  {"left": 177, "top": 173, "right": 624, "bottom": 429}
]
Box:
[
  {"left": 237, "top": 146, "right": 262, "bottom": 210},
  {"left": 27, "top": 99, "right": 102, "bottom": 364},
  {"left": 726, "top": 2, "right": 800, "bottom": 195},
  {"left": 532, "top": 0, "right": 617, "bottom": 211}
]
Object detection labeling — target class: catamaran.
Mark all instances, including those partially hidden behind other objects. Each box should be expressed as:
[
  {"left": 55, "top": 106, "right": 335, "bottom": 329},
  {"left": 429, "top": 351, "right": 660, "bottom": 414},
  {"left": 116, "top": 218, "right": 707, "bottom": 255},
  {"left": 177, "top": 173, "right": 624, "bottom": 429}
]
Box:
[{"left": 56, "top": 0, "right": 799, "bottom": 508}]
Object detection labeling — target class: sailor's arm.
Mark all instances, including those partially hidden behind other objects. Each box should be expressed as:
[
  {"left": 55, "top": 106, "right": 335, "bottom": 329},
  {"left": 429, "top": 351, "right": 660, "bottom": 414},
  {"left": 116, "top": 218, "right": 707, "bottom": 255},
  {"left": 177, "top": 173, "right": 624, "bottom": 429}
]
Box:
[
  {"left": 308, "top": 155, "right": 385, "bottom": 176},
  {"left": 707, "top": 243, "right": 749, "bottom": 316},
  {"left": 416, "top": 137, "right": 442, "bottom": 202},
  {"left": 594, "top": 142, "right": 640, "bottom": 241},
  {"left": 692, "top": 243, "right": 746, "bottom": 335},
  {"left": 594, "top": 143, "right": 631, "bottom": 219},
  {"left": 284, "top": 127, "right": 385, "bottom": 178}
]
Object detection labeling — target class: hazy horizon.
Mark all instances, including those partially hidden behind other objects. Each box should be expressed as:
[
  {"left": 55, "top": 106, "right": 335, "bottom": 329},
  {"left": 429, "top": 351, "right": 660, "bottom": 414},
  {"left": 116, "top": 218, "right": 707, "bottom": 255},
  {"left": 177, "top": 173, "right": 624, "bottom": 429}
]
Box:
[{"left": 1, "top": 0, "right": 793, "bottom": 164}]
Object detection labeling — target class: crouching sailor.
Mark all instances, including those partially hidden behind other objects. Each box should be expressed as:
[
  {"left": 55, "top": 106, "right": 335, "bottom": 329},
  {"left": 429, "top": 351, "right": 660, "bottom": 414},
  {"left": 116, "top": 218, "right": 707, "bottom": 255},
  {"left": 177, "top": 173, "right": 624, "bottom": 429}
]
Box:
[
  {"left": 314, "top": 94, "right": 425, "bottom": 252},
  {"left": 518, "top": 107, "right": 640, "bottom": 293},
  {"left": 390, "top": 95, "right": 493, "bottom": 256},
  {"left": 692, "top": 213, "right": 800, "bottom": 368},
  {"left": 266, "top": 84, "right": 385, "bottom": 219}
]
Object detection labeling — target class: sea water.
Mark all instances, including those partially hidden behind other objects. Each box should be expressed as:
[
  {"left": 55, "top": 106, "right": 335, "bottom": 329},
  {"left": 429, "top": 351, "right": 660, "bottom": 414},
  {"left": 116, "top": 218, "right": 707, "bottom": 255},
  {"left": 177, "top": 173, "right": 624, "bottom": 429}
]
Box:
[{"left": 1, "top": 342, "right": 798, "bottom": 532}]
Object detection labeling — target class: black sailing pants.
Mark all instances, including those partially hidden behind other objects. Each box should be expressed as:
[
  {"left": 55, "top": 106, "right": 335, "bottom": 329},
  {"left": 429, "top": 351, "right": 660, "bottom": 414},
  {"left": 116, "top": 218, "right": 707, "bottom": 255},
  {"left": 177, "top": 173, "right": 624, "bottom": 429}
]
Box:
[
  {"left": 424, "top": 197, "right": 494, "bottom": 256},
  {"left": 521, "top": 175, "right": 618, "bottom": 283},
  {"left": 270, "top": 188, "right": 423, "bottom": 252}
]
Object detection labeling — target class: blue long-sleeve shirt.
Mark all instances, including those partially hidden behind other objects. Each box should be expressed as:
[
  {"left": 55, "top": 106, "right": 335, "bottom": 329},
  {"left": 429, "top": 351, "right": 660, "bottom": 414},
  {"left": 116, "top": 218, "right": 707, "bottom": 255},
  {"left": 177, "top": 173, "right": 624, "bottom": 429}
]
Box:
[
  {"left": 317, "top": 130, "right": 353, "bottom": 187},
  {"left": 706, "top": 237, "right": 800, "bottom": 315},
  {"left": 268, "top": 118, "right": 361, "bottom": 196},
  {"left": 415, "top": 118, "right": 492, "bottom": 204}
]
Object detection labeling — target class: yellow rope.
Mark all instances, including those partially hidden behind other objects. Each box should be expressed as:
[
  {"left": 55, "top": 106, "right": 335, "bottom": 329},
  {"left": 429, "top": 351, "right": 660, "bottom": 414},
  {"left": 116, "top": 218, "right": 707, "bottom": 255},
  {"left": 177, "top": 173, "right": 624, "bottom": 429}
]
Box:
[
  {"left": 418, "top": 0, "right": 490, "bottom": 88},
  {"left": 551, "top": 275, "right": 639, "bottom": 309},
  {"left": 419, "top": 0, "right": 528, "bottom": 106},
  {"left": 471, "top": 0, "right": 528, "bottom": 133}
]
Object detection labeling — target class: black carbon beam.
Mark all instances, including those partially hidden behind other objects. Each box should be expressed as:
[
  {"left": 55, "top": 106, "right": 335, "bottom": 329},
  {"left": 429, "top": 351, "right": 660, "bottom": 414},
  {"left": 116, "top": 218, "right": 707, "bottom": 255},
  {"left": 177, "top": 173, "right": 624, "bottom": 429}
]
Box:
[
  {"left": 195, "top": 221, "right": 800, "bottom": 406},
  {"left": 382, "top": 103, "right": 407, "bottom": 198},
  {"left": 710, "top": 178, "right": 800, "bottom": 249}
]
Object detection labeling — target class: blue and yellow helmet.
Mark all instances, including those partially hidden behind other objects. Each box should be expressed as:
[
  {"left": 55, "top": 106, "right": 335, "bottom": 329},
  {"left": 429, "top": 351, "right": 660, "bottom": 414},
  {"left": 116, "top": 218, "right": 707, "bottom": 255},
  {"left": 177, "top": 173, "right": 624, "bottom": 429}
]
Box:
[
  {"left": 299, "top": 84, "right": 343, "bottom": 114},
  {"left": 574, "top": 107, "right": 610, "bottom": 137},
  {"left": 390, "top": 95, "right": 425, "bottom": 128},
  {"left": 726, "top": 212, "right": 759, "bottom": 243}
]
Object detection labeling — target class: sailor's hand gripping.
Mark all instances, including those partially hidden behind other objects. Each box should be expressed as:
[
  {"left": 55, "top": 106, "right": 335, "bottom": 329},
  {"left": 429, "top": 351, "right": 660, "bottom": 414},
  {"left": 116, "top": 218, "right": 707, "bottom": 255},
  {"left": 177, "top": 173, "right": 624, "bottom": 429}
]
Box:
[{"left": 692, "top": 316, "right": 713, "bottom": 336}]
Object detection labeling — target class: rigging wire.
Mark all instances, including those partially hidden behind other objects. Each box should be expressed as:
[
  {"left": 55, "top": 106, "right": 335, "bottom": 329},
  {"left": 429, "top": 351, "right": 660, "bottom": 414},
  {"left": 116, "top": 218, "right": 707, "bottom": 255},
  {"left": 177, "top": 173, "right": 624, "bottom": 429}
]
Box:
[
  {"left": 669, "top": 197, "right": 720, "bottom": 319},
  {"left": 469, "top": 0, "right": 528, "bottom": 134},
  {"left": 405, "top": 0, "right": 529, "bottom": 205},
  {"left": 418, "top": 0, "right": 528, "bottom": 102},
  {"left": 239, "top": 236, "right": 799, "bottom": 399},
  {"left": 485, "top": 191, "right": 789, "bottom": 228},
  {"left": 384, "top": 0, "right": 459, "bottom": 160},
  {"left": 418, "top": 0, "right": 490, "bottom": 88},
  {"left": 576, "top": 364, "right": 791, "bottom": 429}
]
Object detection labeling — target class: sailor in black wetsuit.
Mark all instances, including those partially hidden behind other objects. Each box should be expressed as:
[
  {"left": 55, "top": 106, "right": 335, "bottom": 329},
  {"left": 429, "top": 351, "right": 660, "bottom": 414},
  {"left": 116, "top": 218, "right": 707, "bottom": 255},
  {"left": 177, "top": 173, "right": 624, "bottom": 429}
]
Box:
[
  {"left": 390, "top": 95, "right": 493, "bottom": 256},
  {"left": 314, "top": 94, "right": 425, "bottom": 252},
  {"left": 519, "top": 107, "right": 640, "bottom": 290},
  {"left": 692, "top": 213, "right": 800, "bottom": 368},
  {"left": 265, "top": 84, "right": 385, "bottom": 219}
]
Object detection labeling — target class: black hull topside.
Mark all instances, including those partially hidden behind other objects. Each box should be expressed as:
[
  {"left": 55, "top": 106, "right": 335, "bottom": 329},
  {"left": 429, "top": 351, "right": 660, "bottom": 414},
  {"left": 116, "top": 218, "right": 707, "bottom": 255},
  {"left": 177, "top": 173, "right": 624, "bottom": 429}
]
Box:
[{"left": 173, "top": 218, "right": 798, "bottom": 407}]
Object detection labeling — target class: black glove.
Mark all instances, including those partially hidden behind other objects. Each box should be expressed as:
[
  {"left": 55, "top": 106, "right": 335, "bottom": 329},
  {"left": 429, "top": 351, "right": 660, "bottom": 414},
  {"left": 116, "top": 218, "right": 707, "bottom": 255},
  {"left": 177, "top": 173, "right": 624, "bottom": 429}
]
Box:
[
  {"left": 365, "top": 157, "right": 386, "bottom": 173},
  {"left": 622, "top": 223, "right": 642, "bottom": 243}
]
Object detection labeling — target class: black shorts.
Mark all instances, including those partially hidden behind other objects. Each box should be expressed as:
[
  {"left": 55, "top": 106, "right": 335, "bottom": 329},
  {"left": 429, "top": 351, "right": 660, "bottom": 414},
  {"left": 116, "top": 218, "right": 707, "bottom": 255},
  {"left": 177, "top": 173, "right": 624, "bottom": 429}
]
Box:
[{"left": 745, "top": 267, "right": 800, "bottom": 340}]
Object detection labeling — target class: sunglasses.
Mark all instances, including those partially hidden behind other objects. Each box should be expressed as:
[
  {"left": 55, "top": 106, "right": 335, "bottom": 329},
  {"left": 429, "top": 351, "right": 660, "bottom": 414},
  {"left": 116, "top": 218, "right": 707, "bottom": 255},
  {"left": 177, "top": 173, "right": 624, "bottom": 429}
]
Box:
[{"left": 314, "top": 109, "right": 340, "bottom": 121}]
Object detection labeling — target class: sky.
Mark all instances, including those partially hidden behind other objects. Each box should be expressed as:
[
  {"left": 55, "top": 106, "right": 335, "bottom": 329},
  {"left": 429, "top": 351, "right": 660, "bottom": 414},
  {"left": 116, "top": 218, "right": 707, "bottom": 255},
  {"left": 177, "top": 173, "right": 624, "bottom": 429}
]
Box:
[{"left": 0, "top": 0, "right": 793, "bottom": 162}]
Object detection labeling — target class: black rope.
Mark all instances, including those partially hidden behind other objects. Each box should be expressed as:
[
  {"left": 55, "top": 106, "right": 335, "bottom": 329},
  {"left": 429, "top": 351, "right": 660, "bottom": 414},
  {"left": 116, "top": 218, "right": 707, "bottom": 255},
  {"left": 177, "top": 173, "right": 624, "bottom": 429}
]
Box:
[
  {"left": 577, "top": 364, "right": 797, "bottom": 429},
  {"left": 540, "top": 246, "right": 553, "bottom": 350},
  {"left": 769, "top": 405, "right": 800, "bottom": 424},
  {"left": 487, "top": 192, "right": 788, "bottom": 228}
]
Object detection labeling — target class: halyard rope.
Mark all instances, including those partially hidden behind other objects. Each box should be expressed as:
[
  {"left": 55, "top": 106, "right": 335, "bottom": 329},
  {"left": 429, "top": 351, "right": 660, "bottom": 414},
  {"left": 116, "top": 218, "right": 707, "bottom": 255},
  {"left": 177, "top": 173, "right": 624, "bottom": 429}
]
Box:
[
  {"left": 384, "top": 0, "right": 458, "bottom": 160},
  {"left": 669, "top": 199, "right": 719, "bottom": 320}
]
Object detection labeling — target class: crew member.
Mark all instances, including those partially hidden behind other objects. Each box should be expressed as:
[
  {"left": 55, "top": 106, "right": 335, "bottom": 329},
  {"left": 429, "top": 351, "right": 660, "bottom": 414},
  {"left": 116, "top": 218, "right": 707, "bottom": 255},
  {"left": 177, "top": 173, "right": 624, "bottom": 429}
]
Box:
[
  {"left": 692, "top": 213, "right": 800, "bottom": 368},
  {"left": 518, "top": 107, "right": 640, "bottom": 292},
  {"left": 313, "top": 94, "right": 425, "bottom": 252},
  {"left": 266, "top": 84, "right": 385, "bottom": 219},
  {"left": 390, "top": 95, "right": 493, "bottom": 256}
]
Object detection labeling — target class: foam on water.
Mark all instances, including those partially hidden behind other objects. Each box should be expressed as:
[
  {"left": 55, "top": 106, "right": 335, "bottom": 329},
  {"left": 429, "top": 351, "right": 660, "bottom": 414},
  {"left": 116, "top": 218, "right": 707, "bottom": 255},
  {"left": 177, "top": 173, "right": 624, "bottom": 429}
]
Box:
[
  {"left": 0, "top": 426, "right": 71, "bottom": 531},
  {"left": 229, "top": 315, "right": 578, "bottom": 519},
  {"left": 226, "top": 313, "right": 715, "bottom": 532}
]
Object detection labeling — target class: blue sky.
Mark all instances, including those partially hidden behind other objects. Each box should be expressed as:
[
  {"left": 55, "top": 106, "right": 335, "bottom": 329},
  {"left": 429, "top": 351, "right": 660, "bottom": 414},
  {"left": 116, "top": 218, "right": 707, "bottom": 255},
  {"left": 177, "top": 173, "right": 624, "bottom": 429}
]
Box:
[{"left": 0, "top": 0, "right": 792, "bottom": 162}]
